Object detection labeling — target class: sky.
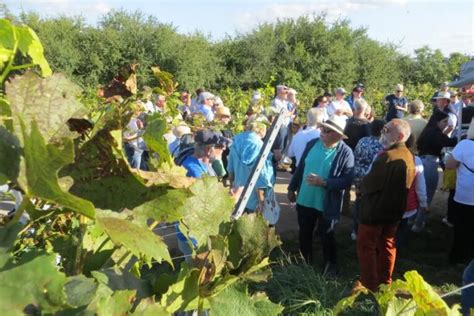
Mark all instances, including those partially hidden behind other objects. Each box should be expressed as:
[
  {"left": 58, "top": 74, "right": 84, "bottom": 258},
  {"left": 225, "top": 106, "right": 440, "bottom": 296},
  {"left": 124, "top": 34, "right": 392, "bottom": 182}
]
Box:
[{"left": 3, "top": 0, "right": 474, "bottom": 56}]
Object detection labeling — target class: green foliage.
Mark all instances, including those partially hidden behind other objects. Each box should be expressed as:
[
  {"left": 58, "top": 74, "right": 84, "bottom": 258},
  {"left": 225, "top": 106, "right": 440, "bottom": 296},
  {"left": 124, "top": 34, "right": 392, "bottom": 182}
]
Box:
[
  {"left": 0, "top": 126, "right": 20, "bottom": 184},
  {"left": 5, "top": 71, "right": 85, "bottom": 141},
  {"left": 0, "top": 18, "right": 51, "bottom": 85},
  {"left": 208, "top": 283, "right": 284, "bottom": 316},
  {"left": 0, "top": 252, "right": 68, "bottom": 315},
  {"left": 335, "top": 270, "right": 462, "bottom": 315}
]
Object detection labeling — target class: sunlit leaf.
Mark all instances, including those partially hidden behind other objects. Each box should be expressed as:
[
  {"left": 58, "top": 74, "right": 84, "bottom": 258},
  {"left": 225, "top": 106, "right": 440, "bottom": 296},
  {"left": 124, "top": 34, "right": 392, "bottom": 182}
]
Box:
[
  {"left": 143, "top": 114, "right": 172, "bottom": 166},
  {"left": 133, "top": 189, "right": 192, "bottom": 224},
  {"left": 132, "top": 299, "right": 169, "bottom": 316},
  {"left": 0, "top": 97, "right": 13, "bottom": 131},
  {"left": 0, "top": 19, "right": 15, "bottom": 50},
  {"left": 21, "top": 120, "right": 95, "bottom": 218},
  {"left": 96, "top": 211, "right": 172, "bottom": 266},
  {"left": 14, "top": 26, "right": 52, "bottom": 76},
  {"left": 180, "top": 177, "right": 234, "bottom": 247},
  {"left": 85, "top": 284, "right": 135, "bottom": 315},
  {"left": 6, "top": 71, "right": 85, "bottom": 140},
  {"left": 208, "top": 283, "right": 283, "bottom": 316}
]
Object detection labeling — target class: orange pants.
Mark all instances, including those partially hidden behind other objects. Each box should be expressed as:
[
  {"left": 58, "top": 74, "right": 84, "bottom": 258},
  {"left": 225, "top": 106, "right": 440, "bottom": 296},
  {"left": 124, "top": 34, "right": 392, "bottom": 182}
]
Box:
[{"left": 357, "top": 223, "right": 399, "bottom": 292}]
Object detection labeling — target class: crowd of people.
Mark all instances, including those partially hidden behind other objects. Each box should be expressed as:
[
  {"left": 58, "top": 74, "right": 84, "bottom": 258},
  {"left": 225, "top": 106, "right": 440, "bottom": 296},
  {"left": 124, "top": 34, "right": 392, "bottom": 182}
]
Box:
[{"left": 123, "top": 74, "right": 474, "bottom": 312}]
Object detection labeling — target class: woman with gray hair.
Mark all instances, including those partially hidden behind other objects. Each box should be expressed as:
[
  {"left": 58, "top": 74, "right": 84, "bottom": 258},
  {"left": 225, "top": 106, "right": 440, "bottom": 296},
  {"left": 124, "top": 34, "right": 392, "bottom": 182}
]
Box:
[
  {"left": 288, "top": 108, "right": 324, "bottom": 167},
  {"left": 403, "top": 100, "right": 428, "bottom": 154}
]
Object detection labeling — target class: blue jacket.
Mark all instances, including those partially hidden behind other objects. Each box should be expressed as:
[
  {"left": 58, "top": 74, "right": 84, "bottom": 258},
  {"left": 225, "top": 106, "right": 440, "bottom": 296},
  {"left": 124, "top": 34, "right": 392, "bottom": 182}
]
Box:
[
  {"left": 288, "top": 138, "right": 354, "bottom": 220},
  {"left": 227, "top": 131, "right": 274, "bottom": 211}
]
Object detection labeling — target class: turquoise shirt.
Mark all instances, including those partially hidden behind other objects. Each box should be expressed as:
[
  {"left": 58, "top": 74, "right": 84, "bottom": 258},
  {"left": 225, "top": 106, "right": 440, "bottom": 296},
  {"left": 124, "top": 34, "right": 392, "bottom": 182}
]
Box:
[{"left": 296, "top": 140, "right": 337, "bottom": 211}]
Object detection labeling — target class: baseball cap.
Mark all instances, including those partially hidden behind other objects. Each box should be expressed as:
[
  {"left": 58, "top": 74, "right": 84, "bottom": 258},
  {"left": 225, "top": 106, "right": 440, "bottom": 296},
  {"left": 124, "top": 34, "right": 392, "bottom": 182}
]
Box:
[
  {"left": 434, "top": 91, "right": 451, "bottom": 99},
  {"left": 195, "top": 130, "right": 231, "bottom": 146},
  {"left": 335, "top": 87, "right": 347, "bottom": 94}
]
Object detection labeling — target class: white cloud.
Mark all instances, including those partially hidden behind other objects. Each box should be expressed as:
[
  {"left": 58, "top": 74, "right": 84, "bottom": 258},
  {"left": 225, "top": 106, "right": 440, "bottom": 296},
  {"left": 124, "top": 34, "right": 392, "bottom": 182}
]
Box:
[
  {"left": 8, "top": 0, "right": 111, "bottom": 17},
  {"left": 235, "top": 0, "right": 410, "bottom": 29}
]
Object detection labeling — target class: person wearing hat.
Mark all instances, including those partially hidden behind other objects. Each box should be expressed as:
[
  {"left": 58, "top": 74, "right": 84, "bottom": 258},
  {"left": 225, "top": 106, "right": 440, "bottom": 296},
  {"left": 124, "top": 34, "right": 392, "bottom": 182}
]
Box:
[
  {"left": 328, "top": 87, "right": 353, "bottom": 121},
  {"left": 287, "top": 118, "right": 354, "bottom": 276},
  {"left": 384, "top": 84, "right": 408, "bottom": 122},
  {"left": 434, "top": 91, "right": 458, "bottom": 136},
  {"left": 357, "top": 119, "right": 415, "bottom": 292},
  {"left": 271, "top": 85, "right": 292, "bottom": 154},
  {"left": 346, "top": 83, "right": 365, "bottom": 111},
  {"left": 181, "top": 130, "right": 228, "bottom": 178},
  {"left": 196, "top": 91, "right": 216, "bottom": 122}
]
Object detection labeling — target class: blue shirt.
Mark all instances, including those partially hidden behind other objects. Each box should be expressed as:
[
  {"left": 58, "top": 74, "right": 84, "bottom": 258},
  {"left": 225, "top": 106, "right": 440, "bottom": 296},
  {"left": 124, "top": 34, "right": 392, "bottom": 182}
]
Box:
[
  {"left": 197, "top": 104, "right": 214, "bottom": 122},
  {"left": 385, "top": 94, "right": 408, "bottom": 122},
  {"left": 181, "top": 155, "right": 208, "bottom": 178},
  {"left": 296, "top": 141, "right": 337, "bottom": 211}
]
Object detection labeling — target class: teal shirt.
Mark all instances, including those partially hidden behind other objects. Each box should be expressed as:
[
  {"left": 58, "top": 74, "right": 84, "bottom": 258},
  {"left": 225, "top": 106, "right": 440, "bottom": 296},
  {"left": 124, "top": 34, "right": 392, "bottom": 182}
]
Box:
[{"left": 296, "top": 141, "right": 337, "bottom": 211}]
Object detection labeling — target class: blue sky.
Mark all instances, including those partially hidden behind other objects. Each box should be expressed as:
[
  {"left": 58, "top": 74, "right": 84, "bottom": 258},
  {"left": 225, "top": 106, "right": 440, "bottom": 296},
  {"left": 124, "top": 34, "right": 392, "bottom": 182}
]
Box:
[{"left": 4, "top": 0, "right": 474, "bottom": 56}]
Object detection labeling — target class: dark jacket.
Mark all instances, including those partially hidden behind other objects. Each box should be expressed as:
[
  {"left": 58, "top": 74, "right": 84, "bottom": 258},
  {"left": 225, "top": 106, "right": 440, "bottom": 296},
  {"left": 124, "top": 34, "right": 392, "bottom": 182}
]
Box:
[
  {"left": 359, "top": 142, "right": 416, "bottom": 225},
  {"left": 288, "top": 138, "right": 354, "bottom": 220}
]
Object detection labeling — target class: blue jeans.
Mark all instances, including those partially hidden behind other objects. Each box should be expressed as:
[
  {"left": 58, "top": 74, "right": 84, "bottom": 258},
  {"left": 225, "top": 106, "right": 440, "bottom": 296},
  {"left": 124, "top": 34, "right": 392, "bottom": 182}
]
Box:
[{"left": 462, "top": 260, "right": 474, "bottom": 315}]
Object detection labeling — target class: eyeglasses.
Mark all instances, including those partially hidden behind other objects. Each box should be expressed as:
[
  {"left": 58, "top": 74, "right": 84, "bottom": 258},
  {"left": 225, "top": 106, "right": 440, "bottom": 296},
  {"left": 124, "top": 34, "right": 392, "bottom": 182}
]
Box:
[{"left": 382, "top": 125, "right": 390, "bottom": 134}]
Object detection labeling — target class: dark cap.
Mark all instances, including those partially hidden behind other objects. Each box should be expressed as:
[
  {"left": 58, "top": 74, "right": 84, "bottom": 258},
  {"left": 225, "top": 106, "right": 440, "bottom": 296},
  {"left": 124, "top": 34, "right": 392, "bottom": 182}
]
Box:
[
  {"left": 353, "top": 83, "right": 365, "bottom": 92},
  {"left": 195, "top": 130, "right": 231, "bottom": 146}
]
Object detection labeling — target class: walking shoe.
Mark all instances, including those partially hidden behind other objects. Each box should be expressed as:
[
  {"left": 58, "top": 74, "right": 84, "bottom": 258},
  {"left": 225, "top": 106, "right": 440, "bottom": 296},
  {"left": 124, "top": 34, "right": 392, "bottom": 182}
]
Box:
[
  {"left": 441, "top": 217, "right": 454, "bottom": 228},
  {"left": 411, "top": 221, "right": 425, "bottom": 233}
]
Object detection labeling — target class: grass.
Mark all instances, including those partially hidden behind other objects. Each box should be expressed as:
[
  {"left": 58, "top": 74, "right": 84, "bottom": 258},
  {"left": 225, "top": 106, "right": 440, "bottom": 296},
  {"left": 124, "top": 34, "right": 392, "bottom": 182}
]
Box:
[{"left": 257, "top": 201, "right": 465, "bottom": 315}]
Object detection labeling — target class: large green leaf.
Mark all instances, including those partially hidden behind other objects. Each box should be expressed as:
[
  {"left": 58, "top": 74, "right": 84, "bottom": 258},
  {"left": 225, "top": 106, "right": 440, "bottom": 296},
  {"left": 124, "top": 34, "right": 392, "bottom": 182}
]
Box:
[
  {"left": 0, "top": 223, "right": 22, "bottom": 268},
  {"left": 85, "top": 284, "right": 135, "bottom": 315},
  {"left": 160, "top": 264, "right": 203, "bottom": 313},
  {"left": 0, "top": 126, "right": 20, "bottom": 184},
  {"left": 132, "top": 299, "right": 169, "bottom": 316},
  {"left": 5, "top": 71, "right": 84, "bottom": 140},
  {"left": 133, "top": 189, "right": 192, "bottom": 224},
  {"left": 96, "top": 211, "right": 172, "bottom": 266},
  {"left": 227, "top": 213, "right": 281, "bottom": 271},
  {"left": 180, "top": 177, "right": 234, "bottom": 247},
  {"left": 14, "top": 26, "right": 52, "bottom": 76},
  {"left": 64, "top": 275, "right": 98, "bottom": 308},
  {"left": 0, "top": 19, "right": 15, "bottom": 69},
  {"left": 0, "top": 252, "right": 68, "bottom": 315},
  {"left": 22, "top": 120, "right": 95, "bottom": 218},
  {"left": 143, "top": 114, "right": 172, "bottom": 166},
  {"left": 65, "top": 130, "right": 184, "bottom": 211},
  {"left": 208, "top": 283, "right": 283, "bottom": 316}
]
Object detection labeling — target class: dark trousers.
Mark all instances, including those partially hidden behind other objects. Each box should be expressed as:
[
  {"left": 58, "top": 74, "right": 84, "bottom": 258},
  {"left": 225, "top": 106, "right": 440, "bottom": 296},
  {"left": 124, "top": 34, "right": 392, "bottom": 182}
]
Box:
[
  {"left": 450, "top": 200, "right": 474, "bottom": 264},
  {"left": 357, "top": 223, "right": 399, "bottom": 292},
  {"left": 447, "top": 189, "right": 456, "bottom": 224},
  {"left": 296, "top": 204, "right": 337, "bottom": 265}
]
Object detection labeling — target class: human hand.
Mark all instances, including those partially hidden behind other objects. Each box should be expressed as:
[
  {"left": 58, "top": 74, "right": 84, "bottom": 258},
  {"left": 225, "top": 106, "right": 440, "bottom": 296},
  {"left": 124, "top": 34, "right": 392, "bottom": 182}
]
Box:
[
  {"left": 287, "top": 190, "right": 296, "bottom": 203},
  {"left": 306, "top": 173, "right": 326, "bottom": 186}
]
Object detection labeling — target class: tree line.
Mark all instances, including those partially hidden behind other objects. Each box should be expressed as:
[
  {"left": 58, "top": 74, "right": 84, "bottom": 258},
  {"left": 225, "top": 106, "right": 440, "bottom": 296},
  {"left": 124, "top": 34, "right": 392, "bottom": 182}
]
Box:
[{"left": 2, "top": 7, "right": 470, "bottom": 112}]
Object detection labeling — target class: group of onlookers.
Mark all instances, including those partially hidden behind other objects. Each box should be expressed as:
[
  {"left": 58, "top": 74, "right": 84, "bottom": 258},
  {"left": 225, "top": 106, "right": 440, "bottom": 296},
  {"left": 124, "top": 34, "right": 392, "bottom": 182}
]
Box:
[{"left": 123, "top": 76, "right": 474, "bottom": 314}]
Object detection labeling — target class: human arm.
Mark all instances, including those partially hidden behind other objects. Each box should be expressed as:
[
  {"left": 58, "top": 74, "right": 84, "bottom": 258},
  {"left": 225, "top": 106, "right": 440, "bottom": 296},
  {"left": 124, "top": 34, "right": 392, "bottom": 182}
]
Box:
[
  {"left": 446, "top": 154, "right": 460, "bottom": 170},
  {"left": 326, "top": 149, "right": 355, "bottom": 191}
]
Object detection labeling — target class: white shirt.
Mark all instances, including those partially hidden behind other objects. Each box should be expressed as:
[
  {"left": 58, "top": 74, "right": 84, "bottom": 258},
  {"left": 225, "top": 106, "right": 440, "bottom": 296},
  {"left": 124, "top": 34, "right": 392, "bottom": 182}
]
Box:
[
  {"left": 287, "top": 126, "right": 321, "bottom": 166},
  {"left": 327, "top": 99, "right": 352, "bottom": 121},
  {"left": 124, "top": 118, "right": 145, "bottom": 149},
  {"left": 143, "top": 100, "right": 156, "bottom": 113},
  {"left": 452, "top": 139, "right": 474, "bottom": 206},
  {"left": 271, "top": 98, "right": 291, "bottom": 126}
]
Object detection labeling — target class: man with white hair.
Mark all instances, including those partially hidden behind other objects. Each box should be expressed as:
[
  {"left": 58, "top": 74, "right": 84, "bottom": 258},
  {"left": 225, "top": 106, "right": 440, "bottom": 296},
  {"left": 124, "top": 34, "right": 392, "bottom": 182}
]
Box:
[
  {"left": 288, "top": 108, "right": 324, "bottom": 167},
  {"left": 357, "top": 119, "right": 416, "bottom": 292},
  {"left": 328, "top": 87, "right": 353, "bottom": 121}
]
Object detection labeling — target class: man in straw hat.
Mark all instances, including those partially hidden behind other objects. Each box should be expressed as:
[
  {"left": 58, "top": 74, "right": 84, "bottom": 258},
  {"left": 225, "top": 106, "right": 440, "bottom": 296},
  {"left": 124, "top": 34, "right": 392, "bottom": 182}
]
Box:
[
  {"left": 356, "top": 119, "right": 415, "bottom": 291},
  {"left": 288, "top": 117, "right": 354, "bottom": 276}
]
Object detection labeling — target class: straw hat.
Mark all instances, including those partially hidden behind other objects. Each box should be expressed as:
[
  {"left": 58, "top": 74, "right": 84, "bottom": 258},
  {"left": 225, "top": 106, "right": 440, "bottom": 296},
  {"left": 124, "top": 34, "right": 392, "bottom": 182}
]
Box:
[{"left": 215, "top": 106, "right": 231, "bottom": 117}]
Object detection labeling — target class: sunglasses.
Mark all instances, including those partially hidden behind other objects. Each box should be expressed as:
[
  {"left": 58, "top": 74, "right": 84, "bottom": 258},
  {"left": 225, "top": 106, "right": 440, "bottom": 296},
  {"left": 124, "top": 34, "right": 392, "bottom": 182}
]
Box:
[
  {"left": 321, "top": 127, "right": 334, "bottom": 134},
  {"left": 396, "top": 90, "right": 403, "bottom": 92}
]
